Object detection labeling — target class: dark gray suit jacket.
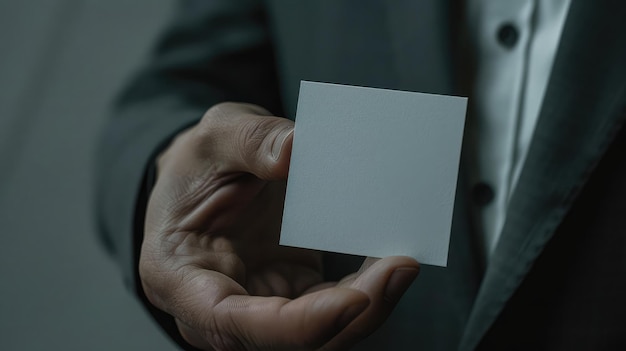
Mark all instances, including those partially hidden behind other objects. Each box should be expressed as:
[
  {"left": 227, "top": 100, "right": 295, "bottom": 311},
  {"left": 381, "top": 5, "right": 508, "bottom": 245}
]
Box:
[{"left": 96, "top": 0, "right": 626, "bottom": 349}]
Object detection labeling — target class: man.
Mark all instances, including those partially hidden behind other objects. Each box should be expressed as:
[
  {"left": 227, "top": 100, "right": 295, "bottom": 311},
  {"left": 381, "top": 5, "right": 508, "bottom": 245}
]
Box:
[{"left": 96, "top": 1, "right": 626, "bottom": 350}]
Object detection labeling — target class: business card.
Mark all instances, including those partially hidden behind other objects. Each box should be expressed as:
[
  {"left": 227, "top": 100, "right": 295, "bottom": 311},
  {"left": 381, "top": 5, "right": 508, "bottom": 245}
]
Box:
[{"left": 280, "top": 81, "right": 467, "bottom": 266}]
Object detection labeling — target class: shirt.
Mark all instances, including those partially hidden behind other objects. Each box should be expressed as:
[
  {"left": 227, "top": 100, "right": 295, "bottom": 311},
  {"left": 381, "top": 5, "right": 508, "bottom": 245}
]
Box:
[{"left": 468, "top": 0, "right": 571, "bottom": 257}]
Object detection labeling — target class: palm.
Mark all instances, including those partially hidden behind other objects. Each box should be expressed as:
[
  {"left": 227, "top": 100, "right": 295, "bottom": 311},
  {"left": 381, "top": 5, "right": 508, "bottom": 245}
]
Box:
[{"left": 197, "top": 174, "right": 325, "bottom": 299}]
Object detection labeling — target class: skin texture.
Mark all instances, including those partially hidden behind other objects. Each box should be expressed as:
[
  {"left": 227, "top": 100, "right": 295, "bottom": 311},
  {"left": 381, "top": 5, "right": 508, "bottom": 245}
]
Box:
[{"left": 140, "top": 102, "right": 420, "bottom": 350}]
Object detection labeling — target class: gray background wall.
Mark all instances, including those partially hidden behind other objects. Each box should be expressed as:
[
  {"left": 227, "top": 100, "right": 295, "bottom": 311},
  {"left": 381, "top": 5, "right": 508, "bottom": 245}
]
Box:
[{"left": 0, "top": 1, "right": 180, "bottom": 349}]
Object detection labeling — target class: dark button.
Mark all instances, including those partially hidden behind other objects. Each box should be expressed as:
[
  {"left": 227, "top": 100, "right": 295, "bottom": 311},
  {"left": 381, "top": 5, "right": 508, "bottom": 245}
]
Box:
[
  {"left": 497, "top": 23, "right": 519, "bottom": 49},
  {"left": 472, "top": 182, "right": 495, "bottom": 206}
]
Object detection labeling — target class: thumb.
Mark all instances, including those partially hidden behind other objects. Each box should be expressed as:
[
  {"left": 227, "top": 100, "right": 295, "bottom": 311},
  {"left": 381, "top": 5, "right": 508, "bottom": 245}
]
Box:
[{"left": 198, "top": 102, "right": 295, "bottom": 180}]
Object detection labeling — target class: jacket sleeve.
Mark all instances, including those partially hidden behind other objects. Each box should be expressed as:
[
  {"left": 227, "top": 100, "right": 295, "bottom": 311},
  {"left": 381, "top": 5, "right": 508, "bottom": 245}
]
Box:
[{"left": 94, "top": 0, "right": 282, "bottom": 348}]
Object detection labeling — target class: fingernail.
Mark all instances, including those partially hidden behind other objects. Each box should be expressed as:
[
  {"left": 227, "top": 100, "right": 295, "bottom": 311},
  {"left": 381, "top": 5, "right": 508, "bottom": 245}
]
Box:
[
  {"left": 384, "top": 267, "right": 419, "bottom": 303},
  {"left": 271, "top": 126, "right": 294, "bottom": 160}
]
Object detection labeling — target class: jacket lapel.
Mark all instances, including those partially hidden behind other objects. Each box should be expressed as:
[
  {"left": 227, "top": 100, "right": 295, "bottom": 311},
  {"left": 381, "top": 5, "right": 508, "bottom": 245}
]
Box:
[{"left": 460, "top": 1, "right": 626, "bottom": 349}]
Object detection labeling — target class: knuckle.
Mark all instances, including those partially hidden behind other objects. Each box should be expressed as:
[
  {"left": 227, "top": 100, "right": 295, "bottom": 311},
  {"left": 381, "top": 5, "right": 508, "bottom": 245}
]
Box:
[{"left": 197, "top": 104, "right": 229, "bottom": 141}]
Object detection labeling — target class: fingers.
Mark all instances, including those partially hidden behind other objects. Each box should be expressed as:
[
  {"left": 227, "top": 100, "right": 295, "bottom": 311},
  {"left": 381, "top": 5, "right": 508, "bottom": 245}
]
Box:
[
  {"left": 149, "top": 256, "right": 418, "bottom": 351},
  {"left": 323, "top": 256, "right": 419, "bottom": 350},
  {"left": 215, "top": 289, "right": 368, "bottom": 350},
  {"left": 167, "top": 266, "right": 371, "bottom": 350},
  {"left": 192, "top": 102, "right": 295, "bottom": 180}
]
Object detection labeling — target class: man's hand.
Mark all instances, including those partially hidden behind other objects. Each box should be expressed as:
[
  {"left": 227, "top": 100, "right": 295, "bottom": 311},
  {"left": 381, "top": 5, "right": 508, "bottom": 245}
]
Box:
[{"left": 140, "top": 102, "right": 420, "bottom": 350}]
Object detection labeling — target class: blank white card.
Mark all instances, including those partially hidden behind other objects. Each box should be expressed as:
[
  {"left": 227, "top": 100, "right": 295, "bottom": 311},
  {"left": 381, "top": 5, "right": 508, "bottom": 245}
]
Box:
[{"left": 280, "top": 81, "right": 467, "bottom": 266}]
